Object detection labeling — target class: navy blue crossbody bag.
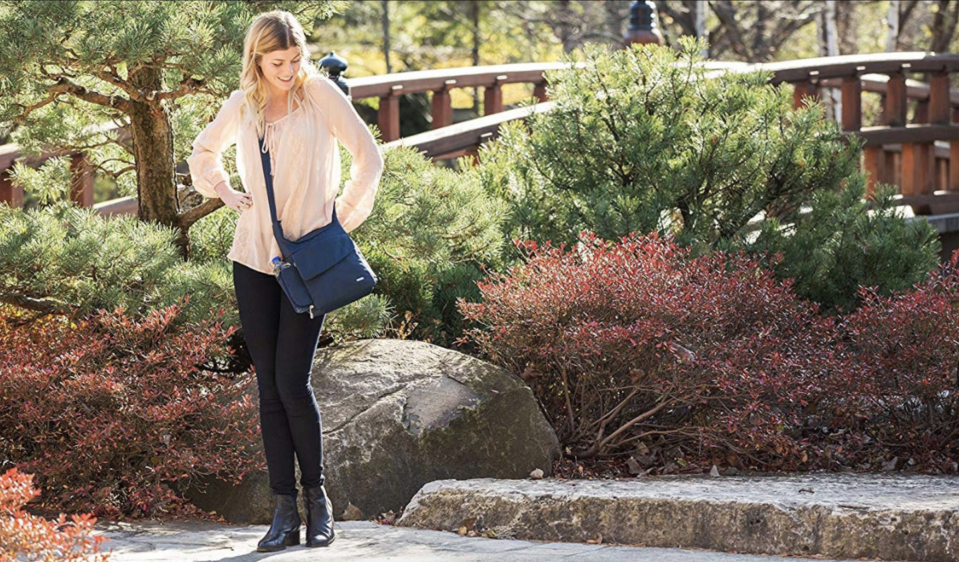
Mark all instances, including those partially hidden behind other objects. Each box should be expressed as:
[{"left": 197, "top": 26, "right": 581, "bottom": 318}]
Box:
[{"left": 257, "top": 135, "right": 377, "bottom": 319}]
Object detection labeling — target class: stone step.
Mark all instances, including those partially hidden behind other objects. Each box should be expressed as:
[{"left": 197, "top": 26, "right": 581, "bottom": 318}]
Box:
[
  {"left": 395, "top": 473, "right": 959, "bottom": 561},
  {"left": 94, "top": 519, "right": 886, "bottom": 561}
]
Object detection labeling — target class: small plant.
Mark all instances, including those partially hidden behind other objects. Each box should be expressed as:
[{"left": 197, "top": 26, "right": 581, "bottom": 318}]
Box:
[{"left": 0, "top": 467, "right": 110, "bottom": 562}]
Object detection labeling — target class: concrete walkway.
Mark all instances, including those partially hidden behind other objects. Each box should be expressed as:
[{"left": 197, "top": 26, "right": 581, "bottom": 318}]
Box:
[{"left": 93, "top": 519, "right": 885, "bottom": 562}]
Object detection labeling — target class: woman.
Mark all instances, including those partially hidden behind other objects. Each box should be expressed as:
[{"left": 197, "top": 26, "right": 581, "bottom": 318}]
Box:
[{"left": 186, "top": 10, "right": 384, "bottom": 553}]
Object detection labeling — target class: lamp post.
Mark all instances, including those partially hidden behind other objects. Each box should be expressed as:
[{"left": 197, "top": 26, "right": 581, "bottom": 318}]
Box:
[{"left": 624, "top": 0, "right": 664, "bottom": 47}]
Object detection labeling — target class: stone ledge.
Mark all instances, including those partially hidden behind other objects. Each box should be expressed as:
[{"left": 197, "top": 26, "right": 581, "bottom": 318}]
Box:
[{"left": 395, "top": 473, "right": 959, "bottom": 561}]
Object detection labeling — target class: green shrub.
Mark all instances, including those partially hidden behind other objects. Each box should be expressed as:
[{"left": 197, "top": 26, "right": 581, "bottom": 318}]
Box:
[
  {"left": 0, "top": 201, "right": 237, "bottom": 332},
  {"left": 750, "top": 181, "right": 940, "bottom": 313},
  {"left": 475, "top": 37, "right": 940, "bottom": 313},
  {"left": 351, "top": 144, "right": 508, "bottom": 346}
]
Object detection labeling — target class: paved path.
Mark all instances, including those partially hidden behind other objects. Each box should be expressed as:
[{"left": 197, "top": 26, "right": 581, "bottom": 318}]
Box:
[{"left": 93, "top": 519, "right": 890, "bottom": 561}]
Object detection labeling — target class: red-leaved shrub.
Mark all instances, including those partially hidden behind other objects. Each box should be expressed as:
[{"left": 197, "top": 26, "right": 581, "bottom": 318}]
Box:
[
  {"left": 820, "top": 251, "right": 959, "bottom": 472},
  {"left": 458, "top": 230, "right": 834, "bottom": 470},
  {"left": 0, "top": 467, "right": 110, "bottom": 562},
  {"left": 0, "top": 298, "right": 262, "bottom": 519},
  {"left": 458, "top": 231, "right": 959, "bottom": 474}
]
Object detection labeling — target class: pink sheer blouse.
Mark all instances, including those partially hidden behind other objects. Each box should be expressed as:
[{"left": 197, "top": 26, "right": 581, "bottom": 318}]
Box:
[{"left": 187, "top": 75, "right": 385, "bottom": 275}]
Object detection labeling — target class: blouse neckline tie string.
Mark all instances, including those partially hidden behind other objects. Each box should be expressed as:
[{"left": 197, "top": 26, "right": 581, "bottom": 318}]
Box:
[{"left": 260, "top": 120, "right": 280, "bottom": 176}]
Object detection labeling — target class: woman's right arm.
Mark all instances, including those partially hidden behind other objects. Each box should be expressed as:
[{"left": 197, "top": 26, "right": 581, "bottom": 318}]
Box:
[{"left": 187, "top": 90, "right": 243, "bottom": 199}]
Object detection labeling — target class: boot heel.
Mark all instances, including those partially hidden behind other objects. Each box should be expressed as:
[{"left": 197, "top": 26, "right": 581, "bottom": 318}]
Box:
[{"left": 285, "top": 528, "right": 300, "bottom": 546}]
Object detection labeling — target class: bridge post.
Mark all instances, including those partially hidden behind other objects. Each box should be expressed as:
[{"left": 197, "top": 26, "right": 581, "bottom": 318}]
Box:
[
  {"left": 882, "top": 72, "right": 908, "bottom": 190},
  {"left": 378, "top": 86, "right": 402, "bottom": 143},
  {"left": 885, "top": 72, "right": 908, "bottom": 126},
  {"left": 484, "top": 76, "right": 505, "bottom": 115},
  {"left": 951, "top": 107, "right": 959, "bottom": 191},
  {"left": 0, "top": 168, "right": 23, "bottom": 208},
  {"left": 431, "top": 80, "right": 454, "bottom": 129},
  {"left": 533, "top": 81, "right": 548, "bottom": 103},
  {"left": 840, "top": 74, "right": 874, "bottom": 196},
  {"left": 902, "top": 78, "right": 936, "bottom": 197},
  {"left": 878, "top": 93, "right": 893, "bottom": 189},
  {"left": 863, "top": 145, "right": 884, "bottom": 200},
  {"left": 930, "top": 71, "right": 950, "bottom": 192},
  {"left": 68, "top": 152, "right": 95, "bottom": 208},
  {"left": 840, "top": 75, "right": 862, "bottom": 132},
  {"left": 792, "top": 80, "right": 820, "bottom": 109}
]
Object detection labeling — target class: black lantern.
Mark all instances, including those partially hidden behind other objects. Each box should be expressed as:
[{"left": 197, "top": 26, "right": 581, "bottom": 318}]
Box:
[
  {"left": 317, "top": 51, "right": 350, "bottom": 97},
  {"left": 625, "top": 0, "right": 664, "bottom": 46}
]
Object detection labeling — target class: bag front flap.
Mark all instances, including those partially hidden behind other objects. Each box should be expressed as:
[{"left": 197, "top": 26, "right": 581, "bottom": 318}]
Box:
[{"left": 289, "top": 230, "right": 356, "bottom": 280}]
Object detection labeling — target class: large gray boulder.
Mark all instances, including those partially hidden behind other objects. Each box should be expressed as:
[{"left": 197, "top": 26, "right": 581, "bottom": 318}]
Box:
[{"left": 183, "top": 338, "right": 560, "bottom": 524}]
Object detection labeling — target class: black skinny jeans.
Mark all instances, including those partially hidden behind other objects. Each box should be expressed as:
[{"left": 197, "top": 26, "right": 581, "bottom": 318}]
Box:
[{"left": 232, "top": 260, "right": 327, "bottom": 497}]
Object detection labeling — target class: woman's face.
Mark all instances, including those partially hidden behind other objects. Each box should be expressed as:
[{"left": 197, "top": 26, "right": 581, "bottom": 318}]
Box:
[{"left": 259, "top": 46, "right": 302, "bottom": 95}]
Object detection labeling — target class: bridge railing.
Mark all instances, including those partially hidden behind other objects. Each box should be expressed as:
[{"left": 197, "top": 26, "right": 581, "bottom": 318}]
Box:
[
  {"left": 755, "top": 53, "right": 959, "bottom": 215},
  {"left": 3, "top": 54, "right": 959, "bottom": 217}
]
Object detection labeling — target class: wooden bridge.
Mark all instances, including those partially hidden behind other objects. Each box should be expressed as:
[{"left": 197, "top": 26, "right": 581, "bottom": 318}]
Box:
[{"left": 4, "top": 52, "right": 959, "bottom": 242}]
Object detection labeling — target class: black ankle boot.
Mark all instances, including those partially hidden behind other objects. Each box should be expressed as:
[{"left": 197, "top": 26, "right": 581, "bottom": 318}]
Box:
[
  {"left": 303, "top": 484, "right": 335, "bottom": 547},
  {"left": 256, "top": 493, "right": 301, "bottom": 552}
]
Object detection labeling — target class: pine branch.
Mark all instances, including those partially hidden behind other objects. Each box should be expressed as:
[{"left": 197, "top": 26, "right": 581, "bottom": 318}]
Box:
[
  {"left": 155, "top": 77, "right": 206, "bottom": 102},
  {"left": 47, "top": 77, "right": 132, "bottom": 113},
  {"left": 0, "top": 293, "right": 78, "bottom": 318}
]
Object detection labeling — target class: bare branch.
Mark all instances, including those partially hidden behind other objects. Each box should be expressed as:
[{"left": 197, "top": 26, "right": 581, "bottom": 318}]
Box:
[
  {"left": 0, "top": 294, "right": 78, "bottom": 319},
  {"left": 155, "top": 77, "right": 205, "bottom": 102},
  {"left": 47, "top": 77, "right": 133, "bottom": 113},
  {"left": 178, "top": 197, "right": 224, "bottom": 231}
]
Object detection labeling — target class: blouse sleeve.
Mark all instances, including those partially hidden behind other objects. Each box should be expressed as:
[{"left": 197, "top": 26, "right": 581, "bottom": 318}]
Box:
[
  {"left": 307, "top": 75, "right": 385, "bottom": 233},
  {"left": 187, "top": 90, "right": 243, "bottom": 199}
]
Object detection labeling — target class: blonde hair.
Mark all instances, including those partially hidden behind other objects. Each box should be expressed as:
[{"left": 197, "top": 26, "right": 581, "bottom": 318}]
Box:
[{"left": 240, "top": 10, "right": 322, "bottom": 139}]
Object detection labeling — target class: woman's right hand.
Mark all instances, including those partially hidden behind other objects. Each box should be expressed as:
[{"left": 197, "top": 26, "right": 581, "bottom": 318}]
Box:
[{"left": 214, "top": 181, "right": 253, "bottom": 213}]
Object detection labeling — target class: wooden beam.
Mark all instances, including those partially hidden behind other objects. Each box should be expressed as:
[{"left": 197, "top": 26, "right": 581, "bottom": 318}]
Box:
[
  {"left": 841, "top": 76, "right": 862, "bottom": 131},
  {"left": 885, "top": 72, "right": 907, "bottom": 126},
  {"left": 68, "top": 153, "right": 95, "bottom": 208},
  {"left": 793, "top": 80, "right": 820, "bottom": 109},
  {"left": 431, "top": 82, "right": 454, "bottom": 130},
  {"left": 378, "top": 87, "right": 401, "bottom": 142}
]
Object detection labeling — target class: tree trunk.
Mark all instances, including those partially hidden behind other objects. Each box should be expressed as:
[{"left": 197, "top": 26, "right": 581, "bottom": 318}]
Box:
[
  {"left": 695, "top": 0, "right": 708, "bottom": 58},
  {"left": 128, "top": 64, "right": 189, "bottom": 258},
  {"left": 605, "top": 0, "right": 626, "bottom": 49},
  {"left": 930, "top": 0, "right": 959, "bottom": 53},
  {"left": 835, "top": 0, "right": 858, "bottom": 55},
  {"left": 471, "top": 0, "right": 480, "bottom": 113},
  {"left": 558, "top": 0, "right": 576, "bottom": 53},
  {"left": 819, "top": 0, "right": 841, "bottom": 124},
  {"left": 886, "top": 0, "right": 900, "bottom": 51},
  {"left": 382, "top": 0, "right": 391, "bottom": 74}
]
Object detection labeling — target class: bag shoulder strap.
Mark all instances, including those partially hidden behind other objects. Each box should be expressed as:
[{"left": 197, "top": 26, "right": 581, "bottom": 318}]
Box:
[{"left": 257, "top": 134, "right": 338, "bottom": 246}]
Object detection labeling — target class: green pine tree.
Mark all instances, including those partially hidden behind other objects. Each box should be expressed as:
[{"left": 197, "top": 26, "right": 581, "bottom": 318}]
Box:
[{"left": 0, "top": 0, "right": 343, "bottom": 256}]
